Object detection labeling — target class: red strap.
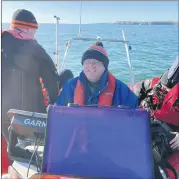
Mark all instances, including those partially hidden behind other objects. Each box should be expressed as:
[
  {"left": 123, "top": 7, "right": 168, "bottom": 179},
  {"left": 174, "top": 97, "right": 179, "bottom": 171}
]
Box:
[{"left": 1, "top": 136, "right": 10, "bottom": 174}]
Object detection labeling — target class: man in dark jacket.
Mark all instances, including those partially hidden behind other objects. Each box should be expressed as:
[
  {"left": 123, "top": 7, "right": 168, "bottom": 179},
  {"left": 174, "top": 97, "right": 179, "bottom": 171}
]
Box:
[{"left": 2, "top": 9, "right": 59, "bottom": 142}]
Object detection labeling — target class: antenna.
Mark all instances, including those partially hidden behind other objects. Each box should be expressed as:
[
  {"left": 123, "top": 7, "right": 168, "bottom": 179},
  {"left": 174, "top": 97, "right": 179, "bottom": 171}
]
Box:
[
  {"left": 54, "top": 15, "right": 60, "bottom": 73},
  {"left": 78, "top": 1, "right": 82, "bottom": 37}
]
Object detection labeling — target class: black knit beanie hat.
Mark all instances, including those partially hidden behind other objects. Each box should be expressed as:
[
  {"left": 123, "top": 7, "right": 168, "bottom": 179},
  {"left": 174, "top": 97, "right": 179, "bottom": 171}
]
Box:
[
  {"left": 11, "top": 9, "right": 38, "bottom": 30},
  {"left": 81, "top": 41, "right": 109, "bottom": 69}
]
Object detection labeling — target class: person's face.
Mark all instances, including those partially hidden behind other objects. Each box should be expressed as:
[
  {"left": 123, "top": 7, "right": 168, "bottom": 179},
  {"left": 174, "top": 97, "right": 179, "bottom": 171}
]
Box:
[{"left": 83, "top": 59, "right": 105, "bottom": 82}]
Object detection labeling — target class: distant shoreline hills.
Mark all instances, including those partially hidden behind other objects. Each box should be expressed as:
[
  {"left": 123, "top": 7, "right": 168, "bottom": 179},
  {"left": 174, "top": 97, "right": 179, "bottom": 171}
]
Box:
[
  {"left": 112, "top": 21, "right": 179, "bottom": 25},
  {"left": 86, "top": 21, "right": 179, "bottom": 25},
  {"left": 2, "top": 21, "right": 179, "bottom": 25}
]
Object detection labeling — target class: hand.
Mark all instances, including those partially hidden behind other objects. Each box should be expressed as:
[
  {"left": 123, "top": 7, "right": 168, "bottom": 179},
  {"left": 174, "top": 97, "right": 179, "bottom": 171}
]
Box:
[{"left": 170, "top": 132, "right": 179, "bottom": 150}]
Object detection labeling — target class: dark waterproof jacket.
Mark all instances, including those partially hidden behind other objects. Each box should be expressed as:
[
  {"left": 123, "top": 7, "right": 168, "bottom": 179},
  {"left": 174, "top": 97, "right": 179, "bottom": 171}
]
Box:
[{"left": 2, "top": 32, "right": 59, "bottom": 140}]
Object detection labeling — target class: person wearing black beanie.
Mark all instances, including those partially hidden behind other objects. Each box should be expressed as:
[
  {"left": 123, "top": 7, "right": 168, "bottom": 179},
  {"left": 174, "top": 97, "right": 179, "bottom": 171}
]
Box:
[
  {"left": 10, "top": 9, "right": 38, "bottom": 30},
  {"left": 82, "top": 41, "right": 109, "bottom": 70},
  {"left": 5, "top": 9, "right": 39, "bottom": 41},
  {"left": 1, "top": 9, "right": 59, "bottom": 146},
  {"left": 56, "top": 41, "right": 138, "bottom": 110},
  {"left": 80, "top": 41, "right": 109, "bottom": 84}
]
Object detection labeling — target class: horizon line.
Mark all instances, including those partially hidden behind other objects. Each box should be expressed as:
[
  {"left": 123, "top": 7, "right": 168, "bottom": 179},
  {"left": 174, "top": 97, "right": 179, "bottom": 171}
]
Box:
[{"left": 2, "top": 20, "right": 179, "bottom": 24}]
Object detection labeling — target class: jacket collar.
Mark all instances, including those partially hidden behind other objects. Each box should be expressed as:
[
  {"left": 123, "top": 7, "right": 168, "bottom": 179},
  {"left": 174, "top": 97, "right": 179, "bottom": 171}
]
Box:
[{"left": 79, "top": 71, "right": 108, "bottom": 97}]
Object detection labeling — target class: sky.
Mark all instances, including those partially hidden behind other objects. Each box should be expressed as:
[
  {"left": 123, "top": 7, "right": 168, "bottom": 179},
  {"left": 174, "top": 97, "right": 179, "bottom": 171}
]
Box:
[{"left": 2, "top": 1, "right": 179, "bottom": 24}]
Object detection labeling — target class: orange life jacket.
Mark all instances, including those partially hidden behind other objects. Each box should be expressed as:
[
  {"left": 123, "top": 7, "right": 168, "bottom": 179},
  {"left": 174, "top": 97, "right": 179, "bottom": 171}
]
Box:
[
  {"left": 39, "top": 78, "right": 50, "bottom": 107},
  {"left": 150, "top": 77, "right": 160, "bottom": 88},
  {"left": 42, "top": 88, "right": 49, "bottom": 107},
  {"left": 152, "top": 83, "right": 179, "bottom": 126},
  {"left": 39, "top": 78, "right": 61, "bottom": 106},
  {"left": 74, "top": 72, "right": 116, "bottom": 106},
  {"left": 148, "top": 77, "right": 161, "bottom": 106}
]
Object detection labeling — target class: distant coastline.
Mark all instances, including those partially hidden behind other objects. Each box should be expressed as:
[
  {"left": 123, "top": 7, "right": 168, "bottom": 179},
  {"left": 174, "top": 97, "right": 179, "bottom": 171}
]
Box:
[
  {"left": 114, "top": 21, "right": 179, "bottom": 25},
  {"left": 2, "top": 21, "right": 179, "bottom": 25}
]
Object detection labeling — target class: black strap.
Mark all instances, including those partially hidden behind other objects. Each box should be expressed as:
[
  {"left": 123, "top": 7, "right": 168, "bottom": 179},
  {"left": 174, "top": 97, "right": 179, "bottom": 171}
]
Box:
[
  {"left": 159, "top": 154, "right": 178, "bottom": 179},
  {"left": 165, "top": 160, "right": 178, "bottom": 179}
]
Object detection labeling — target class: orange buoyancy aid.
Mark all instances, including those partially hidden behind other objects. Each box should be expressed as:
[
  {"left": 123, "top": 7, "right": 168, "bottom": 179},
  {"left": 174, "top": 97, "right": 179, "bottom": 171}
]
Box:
[
  {"left": 74, "top": 72, "right": 116, "bottom": 106},
  {"left": 152, "top": 83, "right": 179, "bottom": 126},
  {"left": 149, "top": 77, "right": 161, "bottom": 106},
  {"left": 42, "top": 88, "right": 50, "bottom": 107},
  {"left": 150, "top": 77, "right": 160, "bottom": 88},
  {"left": 39, "top": 78, "right": 50, "bottom": 107},
  {"left": 39, "top": 78, "right": 62, "bottom": 106}
]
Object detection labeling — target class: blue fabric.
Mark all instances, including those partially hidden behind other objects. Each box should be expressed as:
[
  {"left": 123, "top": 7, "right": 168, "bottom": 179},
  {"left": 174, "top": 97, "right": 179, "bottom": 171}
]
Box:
[{"left": 56, "top": 71, "right": 138, "bottom": 108}]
